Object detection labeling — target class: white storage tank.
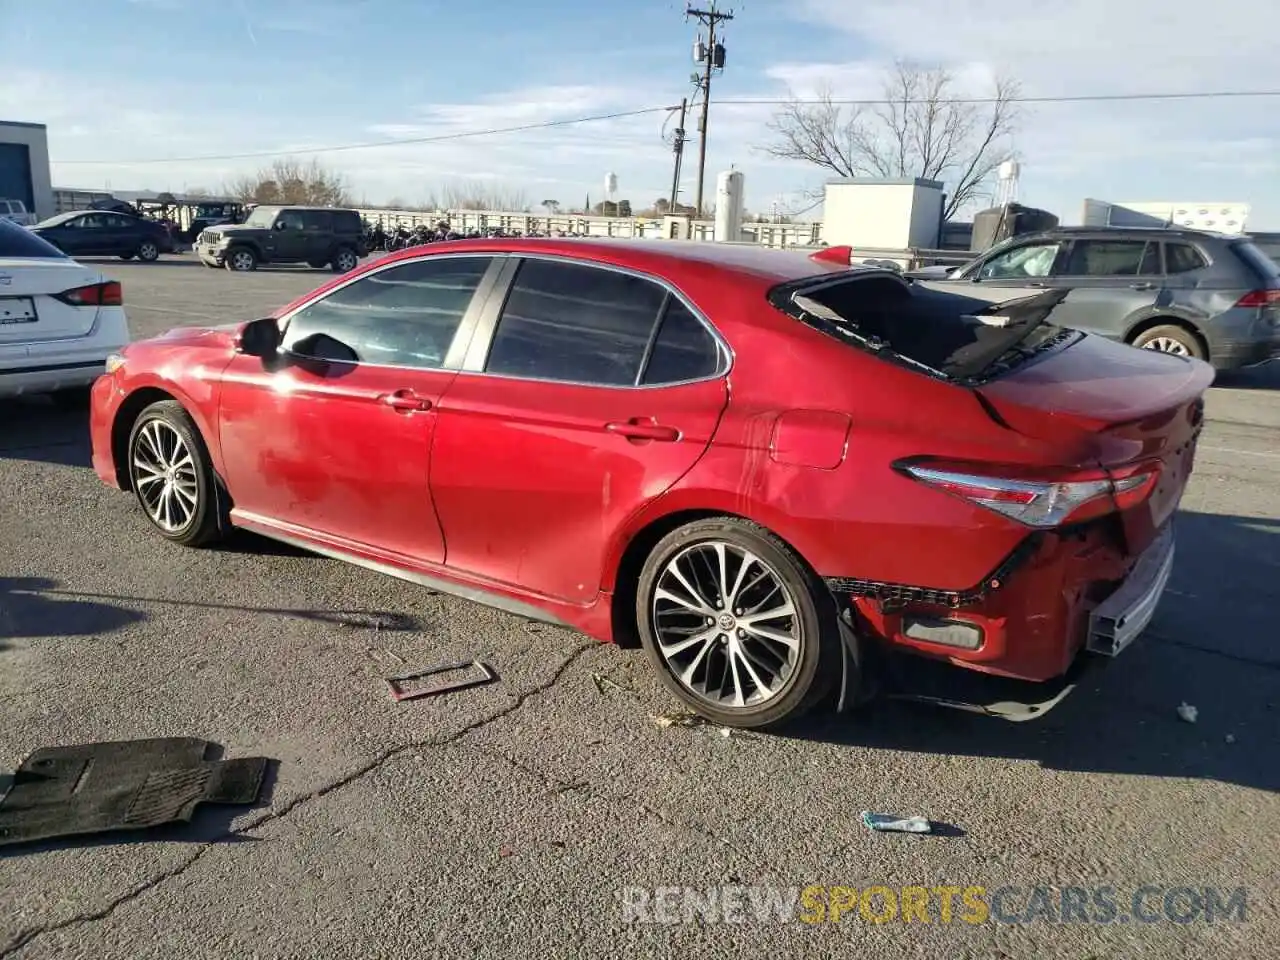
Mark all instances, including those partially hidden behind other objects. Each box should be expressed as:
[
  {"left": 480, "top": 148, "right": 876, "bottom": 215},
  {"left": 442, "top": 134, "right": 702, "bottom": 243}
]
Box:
[{"left": 714, "top": 169, "right": 745, "bottom": 242}]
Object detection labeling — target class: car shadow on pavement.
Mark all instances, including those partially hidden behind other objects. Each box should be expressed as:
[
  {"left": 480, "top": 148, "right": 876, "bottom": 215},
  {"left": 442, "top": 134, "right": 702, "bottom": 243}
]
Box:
[
  {"left": 0, "top": 577, "right": 147, "bottom": 645},
  {"left": 0, "top": 398, "right": 92, "bottom": 468},
  {"left": 1214, "top": 363, "right": 1280, "bottom": 390},
  {"left": 785, "top": 510, "right": 1280, "bottom": 795},
  {"left": 6, "top": 582, "right": 429, "bottom": 633}
]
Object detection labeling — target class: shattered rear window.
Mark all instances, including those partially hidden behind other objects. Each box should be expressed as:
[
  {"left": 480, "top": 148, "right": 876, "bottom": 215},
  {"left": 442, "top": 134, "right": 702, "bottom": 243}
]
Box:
[{"left": 768, "top": 272, "right": 1078, "bottom": 384}]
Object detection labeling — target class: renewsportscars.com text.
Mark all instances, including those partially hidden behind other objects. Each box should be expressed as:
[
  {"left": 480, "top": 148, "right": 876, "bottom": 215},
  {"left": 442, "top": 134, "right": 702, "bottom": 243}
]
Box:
[{"left": 618, "top": 884, "right": 1250, "bottom": 926}]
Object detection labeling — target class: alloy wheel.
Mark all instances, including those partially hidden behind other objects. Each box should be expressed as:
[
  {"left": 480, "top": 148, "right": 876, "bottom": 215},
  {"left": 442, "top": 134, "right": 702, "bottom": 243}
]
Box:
[
  {"left": 230, "top": 251, "right": 254, "bottom": 271},
  {"left": 1142, "top": 336, "right": 1190, "bottom": 356},
  {"left": 130, "top": 419, "right": 199, "bottom": 532},
  {"left": 650, "top": 540, "right": 801, "bottom": 709},
  {"left": 336, "top": 250, "right": 358, "bottom": 271},
  {"left": 138, "top": 242, "right": 158, "bottom": 261}
]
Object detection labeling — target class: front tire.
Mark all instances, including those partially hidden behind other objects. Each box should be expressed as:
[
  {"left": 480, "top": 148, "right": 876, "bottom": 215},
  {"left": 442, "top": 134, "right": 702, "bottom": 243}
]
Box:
[
  {"left": 126, "top": 400, "right": 225, "bottom": 546},
  {"left": 636, "top": 517, "right": 840, "bottom": 730},
  {"left": 225, "top": 247, "right": 257, "bottom": 272},
  {"left": 1131, "top": 323, "right": 1205, "bottom": 361},
  {"left": 137, "top": 240, "right": 160, "bottom": 262}
]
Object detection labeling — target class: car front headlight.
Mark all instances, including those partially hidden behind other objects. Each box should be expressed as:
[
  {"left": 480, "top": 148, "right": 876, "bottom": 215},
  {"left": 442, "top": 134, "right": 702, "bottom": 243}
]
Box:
[{"left": 104, "top": 353, "right": 126, "bottom": 374}]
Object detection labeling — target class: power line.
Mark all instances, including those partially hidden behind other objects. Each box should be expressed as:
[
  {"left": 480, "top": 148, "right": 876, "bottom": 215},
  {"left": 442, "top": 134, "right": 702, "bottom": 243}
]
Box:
[
  {"left": 50, "top": 88, "right": 1280, "bottom": 167},
  {"left": 54, "top": 105, "right": 679, "bottom": 166},
  {"left": 719, "top": 89, "right": 1280, "bottom": 106}
]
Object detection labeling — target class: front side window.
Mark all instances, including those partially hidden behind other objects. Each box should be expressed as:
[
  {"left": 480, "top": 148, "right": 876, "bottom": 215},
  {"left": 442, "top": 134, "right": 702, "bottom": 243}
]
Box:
[
  {"left": 484, "top": 259, "right": 667, "bottom": 386},
  {"left": 299, "top": 210, "right": 332, "bottom": 232},
  {"left": 977, "top": 241, "right": 1062, "bottom": 280},
  {"left": 283, "top": 256, "right": 492, "bottom": 368},
  {"left": 275, "top": 210, "right": 305, "bottom": 231}
]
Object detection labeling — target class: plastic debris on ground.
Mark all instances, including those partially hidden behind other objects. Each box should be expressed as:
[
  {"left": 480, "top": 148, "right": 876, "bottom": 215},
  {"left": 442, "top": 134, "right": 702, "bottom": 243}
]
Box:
[
  {"left": 1176, "top": 702, "right": 1198, "bottom": 724},
  {"left": 385, "top": 660, "right": 496, "bottom": 702},
  {"left": 862, "top": 811, "right": 933, "bottom": 834}
]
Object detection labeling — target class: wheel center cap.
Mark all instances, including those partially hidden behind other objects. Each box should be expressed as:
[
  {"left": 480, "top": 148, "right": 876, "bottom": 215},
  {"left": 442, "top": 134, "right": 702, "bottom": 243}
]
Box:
[{"left": 717, "top": 612, "right": 736, "bottom": 631}]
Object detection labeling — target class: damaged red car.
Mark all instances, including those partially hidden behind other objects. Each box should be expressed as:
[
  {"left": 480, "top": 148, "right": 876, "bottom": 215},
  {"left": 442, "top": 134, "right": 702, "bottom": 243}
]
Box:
[{"left": 88, "top": 239, "right": 1212, "bottom": 729}]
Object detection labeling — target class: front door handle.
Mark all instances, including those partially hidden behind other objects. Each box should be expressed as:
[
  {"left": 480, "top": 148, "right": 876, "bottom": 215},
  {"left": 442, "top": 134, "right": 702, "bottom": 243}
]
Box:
[
  {"left": 605, "top": 418, "right": 680, "bottom": 442},
  {"left": 1129, "top": 281, "right": 1155, "bottom": 290},
  {"left": 380, "top": 389, "right": 432, "bottom": 412}
]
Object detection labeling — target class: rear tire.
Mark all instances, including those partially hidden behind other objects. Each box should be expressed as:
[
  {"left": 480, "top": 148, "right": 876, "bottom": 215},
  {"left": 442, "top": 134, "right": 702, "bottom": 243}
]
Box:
[
  {"left": 225, "top": 247, "right": 257, "bottom": 272},
  {"left": 137, "top": 240, "right": 160, "bottom": 262},
  {"left": 126, "top": 400, "right": 226, "bottom": 547},
  {"left": 331, "top": 247, "right": 359, "bottom": 272},
  {"left": 635, "top": 517, "right": 841, "bottom": 730},
  {"left": 1131, "top": 323, "right": 1205, "bottom": 361}
]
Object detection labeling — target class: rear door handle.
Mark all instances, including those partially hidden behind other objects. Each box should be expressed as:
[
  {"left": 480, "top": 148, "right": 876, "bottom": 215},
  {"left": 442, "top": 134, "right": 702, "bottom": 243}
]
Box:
[
  {"left": 380, "top": 389, "right": 432, "bottom": 412},
  {"left": 1129, "top": 282, "right": 1155, "bottom": 290},
  {"left": 605, "top": 419, "right": 680, "bottom": 442}
]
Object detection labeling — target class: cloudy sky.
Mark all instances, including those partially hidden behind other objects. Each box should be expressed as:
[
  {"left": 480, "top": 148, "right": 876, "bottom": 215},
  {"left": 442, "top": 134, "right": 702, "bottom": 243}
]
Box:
[{"left": 2, "top": 0, "right": 1277, "bottom": 225}]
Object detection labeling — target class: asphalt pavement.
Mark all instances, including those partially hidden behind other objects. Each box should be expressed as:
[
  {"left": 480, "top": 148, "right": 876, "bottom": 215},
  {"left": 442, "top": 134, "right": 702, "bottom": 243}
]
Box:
[{"left": 1, "top": 253, "right": 1277, "bottom": 959}]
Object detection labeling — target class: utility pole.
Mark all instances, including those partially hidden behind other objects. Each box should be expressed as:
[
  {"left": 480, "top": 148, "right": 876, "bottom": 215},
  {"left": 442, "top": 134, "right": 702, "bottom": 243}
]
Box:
[
  {"left": 685, "top": 4, "right": 733, "bottom": 219},
  {"left": 668, "top": 98, "right": 688, "bottom": 212}
]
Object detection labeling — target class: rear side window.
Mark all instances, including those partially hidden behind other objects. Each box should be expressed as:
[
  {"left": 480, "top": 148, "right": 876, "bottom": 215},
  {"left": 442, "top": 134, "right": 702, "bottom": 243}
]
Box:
[
  {"left": 1164, "top": 243, "right": 1208, "bottom": 274},
  {"left": 334, "top": 211, "right": 361, "bottom": 232},
  {"left": 641, "top": 300, "right": 722, "bottom": 384},
  {"left": 1231, "top": 240, "right": 1280, "bottom": 280},
  {"left": 0, "top": 219, "right": 66, "bottom": 257},
  {"left": 1061, "top": 240, "right": 1159, "bottom": 277},
  {"left": 484, "top": 259, "right": 667, "bottom": 386}
]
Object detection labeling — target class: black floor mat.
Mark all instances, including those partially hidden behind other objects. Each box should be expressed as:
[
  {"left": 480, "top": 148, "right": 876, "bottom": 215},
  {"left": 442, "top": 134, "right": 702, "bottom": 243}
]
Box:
[{"left": 0, "top": 737, "right": 268, "bottom": 847}]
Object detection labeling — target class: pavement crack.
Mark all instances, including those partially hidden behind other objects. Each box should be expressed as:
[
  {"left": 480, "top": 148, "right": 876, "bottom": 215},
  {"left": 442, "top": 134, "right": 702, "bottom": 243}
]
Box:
[
  {"left": 0, "top": 641, "right": 597, "bottom": 956},
  {"left": 466, "top": 741, "right": 779, "bottom": 881},
  {"left": 1, "top": 849, "right": 206, "bottom": 958}
]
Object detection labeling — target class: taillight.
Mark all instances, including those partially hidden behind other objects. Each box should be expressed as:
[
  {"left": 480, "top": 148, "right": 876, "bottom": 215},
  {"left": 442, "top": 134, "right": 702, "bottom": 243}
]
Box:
[
  {"left": 55, "top": 281, "right": 123, "bottom": 307},
  {"left": 901, "top": 462, "right": 1158, "bottom": 528},
  {"left": 1234, "top": 289, "right": 1280, "bottom": 308}
]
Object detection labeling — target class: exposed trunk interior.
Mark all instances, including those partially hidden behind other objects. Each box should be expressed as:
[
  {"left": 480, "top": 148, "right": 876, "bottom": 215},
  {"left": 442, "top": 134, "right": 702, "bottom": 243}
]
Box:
[{"left": 774, "top": 273, "right": 1076, "bottom": 383}]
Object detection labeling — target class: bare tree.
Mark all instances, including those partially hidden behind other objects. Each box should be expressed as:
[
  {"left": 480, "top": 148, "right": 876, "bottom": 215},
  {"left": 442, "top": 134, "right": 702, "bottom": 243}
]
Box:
[
  {"left": 225, "top": 158, "right": 353, "bottom": 207},
  {"left": 761, "top": 62, "right": 1020, "bottom": 220}
]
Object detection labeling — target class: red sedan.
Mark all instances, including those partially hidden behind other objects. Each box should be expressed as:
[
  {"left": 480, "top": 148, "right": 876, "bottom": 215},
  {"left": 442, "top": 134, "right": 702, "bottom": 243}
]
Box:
[{"left": 88, "top": 239, "right": 1212, "bottom": 729}]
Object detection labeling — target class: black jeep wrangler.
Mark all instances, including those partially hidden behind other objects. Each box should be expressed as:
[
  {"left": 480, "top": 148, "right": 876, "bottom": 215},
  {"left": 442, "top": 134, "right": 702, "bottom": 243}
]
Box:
[{"left": 196, "top": 205, "right": 367, "bottom": 272}]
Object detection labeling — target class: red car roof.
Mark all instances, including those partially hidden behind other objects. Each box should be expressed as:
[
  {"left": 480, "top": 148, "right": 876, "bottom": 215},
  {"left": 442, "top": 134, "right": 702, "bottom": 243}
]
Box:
[
  {"left": 372, "top": 237, "right": 851, "bottom": 282},
  {"left": 275, "top": 238, "right": 859, "bottom": 318}
]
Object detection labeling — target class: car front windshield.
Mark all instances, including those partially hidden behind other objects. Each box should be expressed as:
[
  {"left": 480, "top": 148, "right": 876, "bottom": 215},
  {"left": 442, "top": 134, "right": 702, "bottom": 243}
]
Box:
[{"left": 243, "top": 207, "right": 276, "bottom": 228}]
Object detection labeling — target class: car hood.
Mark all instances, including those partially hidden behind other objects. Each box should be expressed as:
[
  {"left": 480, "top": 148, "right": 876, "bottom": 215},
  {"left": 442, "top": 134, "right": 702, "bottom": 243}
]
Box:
[
  {"left": 146, "top": 321, "right": 244, "bottom": 350},
  {"left": 206, "top": 224, "right": 264, "bottom": 236}
]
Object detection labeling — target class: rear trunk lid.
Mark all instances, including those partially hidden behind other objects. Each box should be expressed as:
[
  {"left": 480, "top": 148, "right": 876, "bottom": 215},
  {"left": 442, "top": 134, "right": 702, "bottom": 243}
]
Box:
[
  {"left": 0, "top": 257, "right": 107, "bottom": 344},
  {"left": 977, "top": 334, "right": 1213, "bottom": 544}
]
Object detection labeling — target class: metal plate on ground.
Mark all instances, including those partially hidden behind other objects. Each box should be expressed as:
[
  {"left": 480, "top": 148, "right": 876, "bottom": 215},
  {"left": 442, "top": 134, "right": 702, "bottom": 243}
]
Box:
[{"left": 0, "top": 737, "right": 268, "bottom": 848}]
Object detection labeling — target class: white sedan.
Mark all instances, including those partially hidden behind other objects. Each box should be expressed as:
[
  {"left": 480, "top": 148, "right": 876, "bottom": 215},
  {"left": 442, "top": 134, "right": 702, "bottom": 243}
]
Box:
[{"left": 0, "top": 219, "right": 130, "bottom": 406}]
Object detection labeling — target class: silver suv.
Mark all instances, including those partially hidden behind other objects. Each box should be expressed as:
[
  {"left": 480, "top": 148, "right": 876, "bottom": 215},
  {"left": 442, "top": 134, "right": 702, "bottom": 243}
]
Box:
[{"left": 920, "top": 227, "right": 1280, "bottom": 371}]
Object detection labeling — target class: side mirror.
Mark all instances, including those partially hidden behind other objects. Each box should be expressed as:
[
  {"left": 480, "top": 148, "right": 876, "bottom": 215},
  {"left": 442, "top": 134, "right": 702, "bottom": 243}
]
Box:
[
  {"left": 238, "top": 316, "right": 281, "bottom": 358},
  {"left": 273, "top": 221, "right": 288, "bottom": 232}
]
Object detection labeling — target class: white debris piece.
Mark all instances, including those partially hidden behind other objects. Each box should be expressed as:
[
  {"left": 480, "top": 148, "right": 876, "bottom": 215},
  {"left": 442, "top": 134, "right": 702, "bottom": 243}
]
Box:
[{"left": 1176, "top": 702, "right": 1198, "bottom": 724}]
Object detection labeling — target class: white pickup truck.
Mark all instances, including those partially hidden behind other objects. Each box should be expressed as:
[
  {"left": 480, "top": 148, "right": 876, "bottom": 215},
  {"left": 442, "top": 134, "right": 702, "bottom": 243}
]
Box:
[{"left": 0, "top": 199, "right": 35, "bottom": 226}]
